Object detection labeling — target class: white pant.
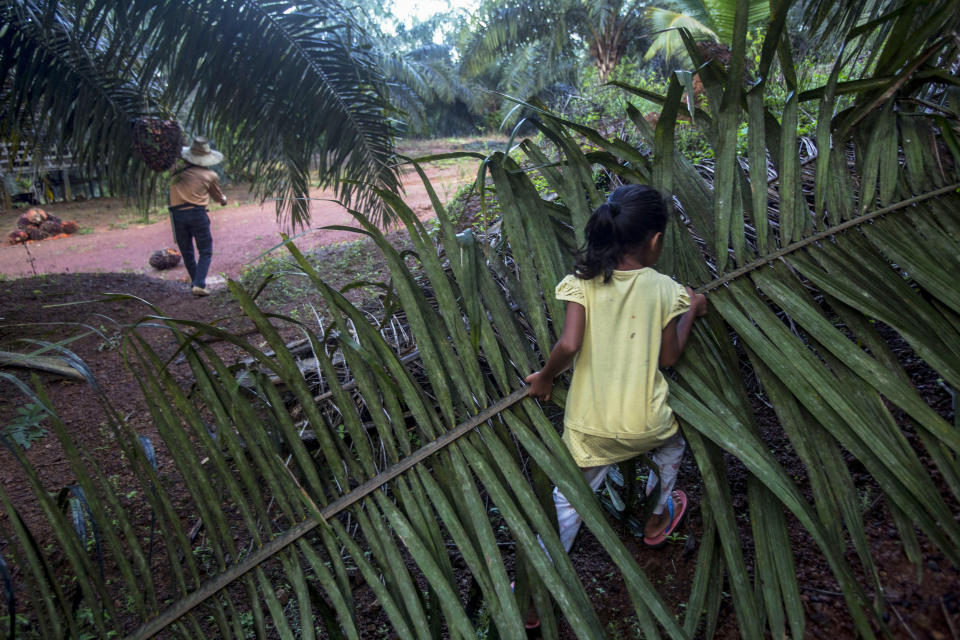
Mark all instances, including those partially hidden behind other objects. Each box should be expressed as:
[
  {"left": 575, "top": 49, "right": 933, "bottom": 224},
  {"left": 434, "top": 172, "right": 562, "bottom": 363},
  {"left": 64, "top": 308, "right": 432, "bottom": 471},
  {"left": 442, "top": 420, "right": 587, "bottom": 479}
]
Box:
[{"left": 554, "top": 434, "right": 686, "bottom": 552}]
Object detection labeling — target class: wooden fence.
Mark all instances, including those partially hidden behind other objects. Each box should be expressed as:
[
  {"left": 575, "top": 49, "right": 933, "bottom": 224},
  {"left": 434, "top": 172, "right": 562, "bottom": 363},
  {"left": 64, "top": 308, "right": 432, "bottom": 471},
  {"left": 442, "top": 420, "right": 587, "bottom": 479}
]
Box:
[{"left": 1, "top": 142, "right": 105, "bottom": 208}]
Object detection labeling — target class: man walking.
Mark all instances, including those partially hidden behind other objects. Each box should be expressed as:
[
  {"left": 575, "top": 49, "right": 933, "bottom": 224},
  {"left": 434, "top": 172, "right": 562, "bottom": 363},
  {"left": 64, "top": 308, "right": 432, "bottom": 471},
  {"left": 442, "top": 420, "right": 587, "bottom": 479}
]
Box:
[{"left": 169, "top": 136, "right": 227, "bottom": 296}]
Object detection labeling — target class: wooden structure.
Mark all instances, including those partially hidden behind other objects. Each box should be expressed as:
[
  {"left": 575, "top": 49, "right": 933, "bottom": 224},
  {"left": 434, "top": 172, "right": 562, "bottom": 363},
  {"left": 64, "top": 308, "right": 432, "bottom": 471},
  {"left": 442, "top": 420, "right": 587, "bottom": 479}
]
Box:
[{"left": 0, "top": 142, "right": 104, "bottom": 208}]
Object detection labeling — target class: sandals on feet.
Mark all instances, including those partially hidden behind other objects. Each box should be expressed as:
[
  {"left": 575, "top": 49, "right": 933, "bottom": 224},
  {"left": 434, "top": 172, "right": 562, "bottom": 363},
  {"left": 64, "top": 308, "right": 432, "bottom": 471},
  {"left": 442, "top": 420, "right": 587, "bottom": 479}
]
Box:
[
  {"left": 643, "top": 490, "right": 687, "bottom": 548},
  {"left": 509, "top": 581, "right": 542, "bottom": 630}
]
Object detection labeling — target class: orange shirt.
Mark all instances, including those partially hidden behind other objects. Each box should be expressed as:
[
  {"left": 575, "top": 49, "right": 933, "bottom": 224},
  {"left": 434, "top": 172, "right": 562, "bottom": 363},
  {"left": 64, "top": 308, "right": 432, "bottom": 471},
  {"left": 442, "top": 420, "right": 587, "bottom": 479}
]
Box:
[{"left": 170, "top": 165, "right": 225, "bottom": 208}]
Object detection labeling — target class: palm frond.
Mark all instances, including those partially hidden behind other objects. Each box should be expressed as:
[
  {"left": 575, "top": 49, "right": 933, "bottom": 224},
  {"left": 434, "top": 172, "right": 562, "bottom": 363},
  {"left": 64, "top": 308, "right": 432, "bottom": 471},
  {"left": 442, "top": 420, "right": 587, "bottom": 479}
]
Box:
[
  {"left": 374, "top": 44, "right": 470, "bottom": 133},
  {"left": 644, "top": 8, "right": 720, "bottom": 63},
  {"left": 0, "top": 0, "right": 167, "bottom": 210},
  {"left": 460, "top": 0, "right": 611, "bottom": 81},
  {"left": 165, "top": 0, "right": 400, "bottom": 227},
  {"left": 701, "top": 0, "right": 769, "bottom": 43}
]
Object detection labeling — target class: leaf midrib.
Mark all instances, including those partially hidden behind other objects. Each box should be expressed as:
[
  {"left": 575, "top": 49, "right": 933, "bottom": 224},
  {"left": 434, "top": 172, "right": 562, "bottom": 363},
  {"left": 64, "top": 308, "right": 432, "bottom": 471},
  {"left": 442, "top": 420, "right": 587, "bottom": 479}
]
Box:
[{"left": 695, "top": 181, "right": 960, "bottom": 294}]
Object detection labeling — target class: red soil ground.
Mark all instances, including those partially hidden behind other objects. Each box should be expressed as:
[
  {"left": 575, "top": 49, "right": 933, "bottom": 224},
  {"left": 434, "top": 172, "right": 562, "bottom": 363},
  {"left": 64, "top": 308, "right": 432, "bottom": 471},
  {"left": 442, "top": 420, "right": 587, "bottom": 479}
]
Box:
[{"left": 0, "top": 158, "right": 475, "bottom": 283}]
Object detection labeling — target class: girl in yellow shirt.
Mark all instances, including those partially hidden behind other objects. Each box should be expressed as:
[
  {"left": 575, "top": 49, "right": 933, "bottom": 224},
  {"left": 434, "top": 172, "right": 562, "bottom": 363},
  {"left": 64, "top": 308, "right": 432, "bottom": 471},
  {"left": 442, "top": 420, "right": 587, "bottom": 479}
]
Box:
[{"left": 526, "top": 184, "right": 707, "bottom": 548}]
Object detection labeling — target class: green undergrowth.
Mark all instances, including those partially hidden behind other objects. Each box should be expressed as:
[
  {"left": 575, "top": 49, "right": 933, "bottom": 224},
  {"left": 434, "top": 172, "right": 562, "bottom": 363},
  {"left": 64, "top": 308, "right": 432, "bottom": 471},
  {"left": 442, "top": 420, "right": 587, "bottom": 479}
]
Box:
[
  {"left": 237, "top": 230, "right": 422, "bottom": 327},
  {"left": 2, "top": 402, "right": 48, "bottom": 449},
  {"left": 429, "top": 181, "right": 500, "bottom": 238},
  {"left": 552, "top": 31, "right": 869, "bottom": 166},
  {"left": 239, "top": 239, "right": 384, "bottom": 325},
  {"left": 239, "top": 179, "right": 497, "bottom": 326}
]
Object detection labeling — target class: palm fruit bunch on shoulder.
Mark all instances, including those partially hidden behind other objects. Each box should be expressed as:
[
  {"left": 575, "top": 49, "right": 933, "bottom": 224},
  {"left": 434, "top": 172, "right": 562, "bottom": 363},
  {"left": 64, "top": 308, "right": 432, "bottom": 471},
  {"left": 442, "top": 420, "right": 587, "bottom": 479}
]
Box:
[
  {"left": 132, "top": 117, "right": 183, "bottom": 172},
  {"left": 7, "top": 229, "right": 28, "bottom": 244},
  {"left": 149, "top": 248, "right": 182, "bottom": 270}
]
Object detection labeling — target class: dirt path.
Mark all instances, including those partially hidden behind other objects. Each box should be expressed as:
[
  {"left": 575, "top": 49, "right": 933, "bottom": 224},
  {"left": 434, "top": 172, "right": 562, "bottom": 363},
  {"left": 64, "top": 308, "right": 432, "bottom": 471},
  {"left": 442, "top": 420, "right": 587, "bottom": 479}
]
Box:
[{"left": 0, "top": 157, "right": 478, "bottom": 283}]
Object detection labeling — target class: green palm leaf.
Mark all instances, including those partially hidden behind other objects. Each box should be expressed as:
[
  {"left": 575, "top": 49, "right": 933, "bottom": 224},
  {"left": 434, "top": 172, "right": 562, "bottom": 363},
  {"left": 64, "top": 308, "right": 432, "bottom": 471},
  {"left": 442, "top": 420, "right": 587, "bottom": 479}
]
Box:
[
  {"left": 644, "top": 8, "right": 719, "bottom": 63},
  {"left": 644, "top": 0, "right": 769, "bottom": 64}
]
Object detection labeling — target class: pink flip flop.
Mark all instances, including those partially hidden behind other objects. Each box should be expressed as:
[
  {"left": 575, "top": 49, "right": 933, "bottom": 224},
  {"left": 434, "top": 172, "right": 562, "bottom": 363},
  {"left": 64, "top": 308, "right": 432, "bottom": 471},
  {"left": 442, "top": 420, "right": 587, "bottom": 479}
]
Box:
[
  {"left": 510, "top": 581, "right": 541, "bottom": 630},
  {"left": 643, "top": 490, "right": 687, "bottom": 548}
]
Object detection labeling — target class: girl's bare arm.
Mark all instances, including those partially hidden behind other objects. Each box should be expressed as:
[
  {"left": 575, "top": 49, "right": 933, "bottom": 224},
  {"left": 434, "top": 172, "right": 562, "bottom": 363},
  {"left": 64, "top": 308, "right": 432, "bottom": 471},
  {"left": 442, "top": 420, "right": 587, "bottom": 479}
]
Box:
[
  {"left": 659, "top": 288, "right": 707, "bottom": 367},
  {"left": 526, "top": 302, "right": 586, "bottom": 401}
]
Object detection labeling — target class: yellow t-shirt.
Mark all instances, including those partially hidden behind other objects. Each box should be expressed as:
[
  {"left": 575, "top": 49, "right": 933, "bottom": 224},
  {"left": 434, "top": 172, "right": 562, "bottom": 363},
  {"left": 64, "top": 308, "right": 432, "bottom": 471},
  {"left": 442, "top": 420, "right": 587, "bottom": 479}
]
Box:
[{"left": 555, "top": 269, "right": 690, "bottom": 466}]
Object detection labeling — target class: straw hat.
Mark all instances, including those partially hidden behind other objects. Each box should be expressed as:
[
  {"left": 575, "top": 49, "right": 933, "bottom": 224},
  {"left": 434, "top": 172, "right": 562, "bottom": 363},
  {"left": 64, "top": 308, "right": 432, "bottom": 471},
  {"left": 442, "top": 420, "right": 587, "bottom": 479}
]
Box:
[{"left": 181, "top": 136, "right": 224, "bottom": 166}]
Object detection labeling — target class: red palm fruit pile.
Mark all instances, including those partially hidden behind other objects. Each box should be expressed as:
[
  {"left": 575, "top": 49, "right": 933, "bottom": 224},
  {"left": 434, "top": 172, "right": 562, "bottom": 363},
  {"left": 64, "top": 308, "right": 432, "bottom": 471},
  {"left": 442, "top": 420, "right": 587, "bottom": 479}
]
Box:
[
  {"left": 40, "top": 219, "right": 62, "bottom": 235},
  {"left": 8, "top": 207, "right": 80, "bottom": 243},
  {"left": 132, "top": 117, "right": 183, "bottom": 171},
  {"left": 20, "top": 207, "right": 47, "bottom": 227},
  {"left": 149, "top": 248, "right": 182, "bottom": 270}
]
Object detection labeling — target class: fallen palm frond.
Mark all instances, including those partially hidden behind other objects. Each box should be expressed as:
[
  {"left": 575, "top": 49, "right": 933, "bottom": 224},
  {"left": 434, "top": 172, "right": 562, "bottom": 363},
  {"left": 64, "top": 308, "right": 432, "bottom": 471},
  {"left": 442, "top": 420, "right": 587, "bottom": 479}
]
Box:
[
  {"left": 3, "top": 0, "right": 960, "bottom": 638},
  {"left": 0, "top": 351, "right": 84, "bottom": 380}
]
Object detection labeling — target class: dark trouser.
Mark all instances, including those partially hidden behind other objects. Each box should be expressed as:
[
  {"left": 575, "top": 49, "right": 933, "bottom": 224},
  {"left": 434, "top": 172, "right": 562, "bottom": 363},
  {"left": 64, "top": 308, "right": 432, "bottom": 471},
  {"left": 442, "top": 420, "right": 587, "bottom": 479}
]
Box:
[{"left": 169, "top": 205, "right": 212, "bottom": 288}]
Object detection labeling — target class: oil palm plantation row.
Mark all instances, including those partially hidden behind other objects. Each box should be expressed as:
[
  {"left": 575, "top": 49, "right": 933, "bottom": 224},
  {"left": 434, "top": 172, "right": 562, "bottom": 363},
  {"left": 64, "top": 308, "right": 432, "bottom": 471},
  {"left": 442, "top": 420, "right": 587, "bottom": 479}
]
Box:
[
  {"left": 3, "top": 0, "right": 960, "bottom": 638},
  {"left": 1, "top": 0, "right": 469, "bottom": 227},
  {"left": 365, "top": 13, "right": 486, "bottom": 137},
  {"left": 458, "top": 0, "right": 774, "bottom": 93}
]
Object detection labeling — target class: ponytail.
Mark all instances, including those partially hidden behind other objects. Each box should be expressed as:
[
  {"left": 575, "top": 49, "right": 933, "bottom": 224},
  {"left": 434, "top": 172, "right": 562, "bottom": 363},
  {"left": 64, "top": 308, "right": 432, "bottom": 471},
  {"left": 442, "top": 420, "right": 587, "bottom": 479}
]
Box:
[
  {"left": 574, "top": 184, "right": 667, "bottom": 282},
  {"left": 575, "top": 202, "right": 621, "bottom": 282}
]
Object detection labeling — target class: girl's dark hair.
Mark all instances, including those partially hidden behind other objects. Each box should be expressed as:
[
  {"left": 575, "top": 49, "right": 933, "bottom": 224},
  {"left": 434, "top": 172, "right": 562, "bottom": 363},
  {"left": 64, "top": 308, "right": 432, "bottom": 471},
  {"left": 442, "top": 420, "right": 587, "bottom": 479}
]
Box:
[{"left": 574, "top": 184, "right": 667, "bottom": 282}]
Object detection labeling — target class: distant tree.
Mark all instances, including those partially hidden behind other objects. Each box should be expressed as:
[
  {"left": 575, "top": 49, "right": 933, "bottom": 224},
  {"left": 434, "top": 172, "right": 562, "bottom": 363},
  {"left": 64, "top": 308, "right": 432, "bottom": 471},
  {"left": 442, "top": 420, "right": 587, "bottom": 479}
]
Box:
[
  {"left": 374, "top": 12, "right": 485, "bottom": 136},
  {"left": 461, "top": 0, "right": 651, "bottom": 85}
]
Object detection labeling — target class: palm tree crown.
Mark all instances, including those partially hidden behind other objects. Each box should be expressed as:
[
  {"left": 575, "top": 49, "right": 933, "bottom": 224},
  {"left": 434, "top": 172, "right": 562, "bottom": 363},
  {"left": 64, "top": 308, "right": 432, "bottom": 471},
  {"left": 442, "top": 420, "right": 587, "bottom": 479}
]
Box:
[
  {"left": 645, "top": 0, "right": 770, "bottom": 65},
  {"left": 461, "top": 0, "right": 650, "bottom": 84}
]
